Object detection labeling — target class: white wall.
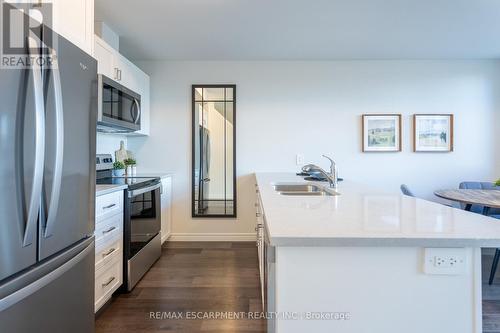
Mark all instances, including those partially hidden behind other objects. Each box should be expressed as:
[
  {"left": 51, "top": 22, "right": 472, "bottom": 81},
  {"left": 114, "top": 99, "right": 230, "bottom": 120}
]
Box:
[{"left": 127, "top": 60, "right": 500, "bottom": 238}]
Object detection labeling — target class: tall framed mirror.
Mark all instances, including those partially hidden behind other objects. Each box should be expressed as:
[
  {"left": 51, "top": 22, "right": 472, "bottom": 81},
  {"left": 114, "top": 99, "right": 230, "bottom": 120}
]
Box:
[{"left": 192, "top": 85, "right": 236, "bottom": 218}]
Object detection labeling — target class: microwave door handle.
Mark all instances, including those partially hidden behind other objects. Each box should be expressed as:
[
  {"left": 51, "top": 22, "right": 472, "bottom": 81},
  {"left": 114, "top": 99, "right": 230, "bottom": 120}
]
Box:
[
  {"left": 44, "top": 47, "right": 64, "bottom": 238},
  {"left": 133, "top": 98, "right": 141, "bottom": 124},
  {"left": 24, "top": 37, "right": 45, "bottom": 247}
]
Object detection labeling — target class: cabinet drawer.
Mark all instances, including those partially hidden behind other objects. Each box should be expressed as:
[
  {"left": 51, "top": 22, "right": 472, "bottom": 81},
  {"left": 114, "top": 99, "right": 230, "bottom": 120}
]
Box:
[
  {"left": 95, "top": 236, "right": 122, "bottom": 270},
  {"left": 95, "top": 213, "right": 122, "bottom": 246},
  {"left": 95, "top": 252, "right": 123, "bottom": 312},
  {"left": 96, "top": 191, "right": 123, "bottom": 222}
]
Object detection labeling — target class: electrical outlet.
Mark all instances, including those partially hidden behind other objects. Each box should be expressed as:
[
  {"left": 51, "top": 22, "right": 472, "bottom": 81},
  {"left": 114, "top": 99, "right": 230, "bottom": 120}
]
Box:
[
  {"left": 424, "top": 248, "right": 467, "bottom": 275},
  {"left": 296, "top": 154, "right": 304, "bottom": 166}
]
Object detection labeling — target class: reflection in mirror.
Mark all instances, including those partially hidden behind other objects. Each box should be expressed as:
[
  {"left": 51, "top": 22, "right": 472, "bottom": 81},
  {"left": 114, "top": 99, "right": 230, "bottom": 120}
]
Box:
[{"left": 192, "top": 85, "right": 236, "bottom": 217}]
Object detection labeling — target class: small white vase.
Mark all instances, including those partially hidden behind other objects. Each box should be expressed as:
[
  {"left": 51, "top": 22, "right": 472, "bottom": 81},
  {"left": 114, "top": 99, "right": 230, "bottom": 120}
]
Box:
[
  {"left": 132, "top": 166, "right": 137, "bottom": 175},
  {"left": 126, "top": 166, "right": 132, "bottom": 176}
]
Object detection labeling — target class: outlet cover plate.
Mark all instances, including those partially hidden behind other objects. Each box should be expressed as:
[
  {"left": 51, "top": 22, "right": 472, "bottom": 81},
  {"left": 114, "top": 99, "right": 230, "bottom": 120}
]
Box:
[{"left": 423, "top": 248, "right": 467, "bottom": 275}]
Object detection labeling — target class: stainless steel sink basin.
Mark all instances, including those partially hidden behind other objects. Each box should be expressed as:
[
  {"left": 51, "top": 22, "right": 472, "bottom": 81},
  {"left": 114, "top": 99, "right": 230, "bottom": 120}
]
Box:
[
  {"left": 273, "top": 183, "right": 338, "bottom": 196},
  {"left": 273, "top": 184, "right": 322, "bottom": 192}
]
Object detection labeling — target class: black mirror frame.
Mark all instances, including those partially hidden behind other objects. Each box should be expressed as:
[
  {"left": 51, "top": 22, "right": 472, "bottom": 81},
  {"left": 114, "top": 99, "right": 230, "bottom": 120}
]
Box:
[{"left": 191, "top": 84, "right": 237, "bottom": 218}]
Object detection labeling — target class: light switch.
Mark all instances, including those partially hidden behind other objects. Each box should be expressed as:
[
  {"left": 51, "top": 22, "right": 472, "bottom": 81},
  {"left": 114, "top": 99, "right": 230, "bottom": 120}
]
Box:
[{"left": 296, "top": 154, "right": 304, "bottom": 166}]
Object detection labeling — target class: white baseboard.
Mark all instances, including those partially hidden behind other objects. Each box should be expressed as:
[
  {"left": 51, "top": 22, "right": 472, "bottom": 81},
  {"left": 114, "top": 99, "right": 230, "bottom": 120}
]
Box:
[
  {"left": 161, "top": 232, "right": 171, "bottom": 245},
  {"left": 168, "top": 233, "right": 256, "bottom": 242}
]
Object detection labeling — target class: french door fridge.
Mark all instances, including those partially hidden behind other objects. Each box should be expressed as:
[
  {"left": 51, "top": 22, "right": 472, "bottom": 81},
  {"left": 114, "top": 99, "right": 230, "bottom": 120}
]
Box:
[{"left": 0, "top": 5, "right": 97, "bottom": 332}]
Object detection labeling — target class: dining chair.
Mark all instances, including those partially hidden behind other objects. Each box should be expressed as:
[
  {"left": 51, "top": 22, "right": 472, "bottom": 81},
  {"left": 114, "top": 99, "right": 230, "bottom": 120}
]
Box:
[
  {"left": 459, "top": 182, "right": 500, "bottom": 284},
  {"left": 400, "top": 184, "right": 415, "bottom": 197}
]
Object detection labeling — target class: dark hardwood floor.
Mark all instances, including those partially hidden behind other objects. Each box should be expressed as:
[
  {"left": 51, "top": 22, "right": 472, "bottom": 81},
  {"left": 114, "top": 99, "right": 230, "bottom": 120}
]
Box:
[
  {"left": 95, "top": 242, "right": 266, "bottom": 333},
  {"left": 96, "top": 243, "right": 500, "bottom": 333}
]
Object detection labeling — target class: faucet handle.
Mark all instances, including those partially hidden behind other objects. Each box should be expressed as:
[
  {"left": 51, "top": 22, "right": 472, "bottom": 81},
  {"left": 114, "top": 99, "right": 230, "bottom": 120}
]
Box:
[{"left": 321, "top": 155, "right": 335, "bottom": 174}]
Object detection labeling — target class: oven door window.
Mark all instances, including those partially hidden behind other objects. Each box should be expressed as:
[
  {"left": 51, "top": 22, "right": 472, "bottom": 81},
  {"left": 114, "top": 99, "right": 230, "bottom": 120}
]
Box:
[{"left": 129, "top": 189, "right": 160, "bottom": 258}]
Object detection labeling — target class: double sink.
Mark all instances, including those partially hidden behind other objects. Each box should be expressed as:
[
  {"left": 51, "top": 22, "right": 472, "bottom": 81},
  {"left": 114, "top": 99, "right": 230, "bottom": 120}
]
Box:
[{"left": 273, "top": 183, "right": 339, "bottom": 196}]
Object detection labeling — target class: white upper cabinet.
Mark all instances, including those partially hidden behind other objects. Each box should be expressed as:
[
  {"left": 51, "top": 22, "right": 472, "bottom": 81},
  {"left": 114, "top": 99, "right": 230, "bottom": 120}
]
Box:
[
  {"left": 94, "top": 36, "right": 115, "bottom": 79},
  {"left": 51, "top": 0, "right": 94, "bottom": 55},
  {"left": 93, "top": 35, "right": 151, "bottom": 136},
  {"left": 114, "top": 52, "right": 143, "bottom": 93}
]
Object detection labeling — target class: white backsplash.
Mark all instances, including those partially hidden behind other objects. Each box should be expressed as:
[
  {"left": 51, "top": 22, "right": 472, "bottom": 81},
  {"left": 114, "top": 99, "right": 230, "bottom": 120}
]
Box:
[{"left": 96, "top": 133, "right": 128, "bottom": 158}]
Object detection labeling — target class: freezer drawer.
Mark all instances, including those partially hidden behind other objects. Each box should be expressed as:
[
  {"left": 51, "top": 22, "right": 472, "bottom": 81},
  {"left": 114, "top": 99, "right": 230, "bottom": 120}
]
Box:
[{"left": 0, "top": 239, "right": 95, "bottom": 333}]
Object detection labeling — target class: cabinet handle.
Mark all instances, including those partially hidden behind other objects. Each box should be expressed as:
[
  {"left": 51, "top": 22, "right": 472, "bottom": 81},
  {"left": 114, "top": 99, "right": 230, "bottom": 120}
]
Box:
[
  {"left": 102, "top": 226, "right": 116, "bottom": 234},
  {"left": 102, "top": 248, "right": 116, "bottom": 257},
  {"left": 103, "top": 203, "right": 116, "bottom": 209},
  {"left": 102, "top": 276, "right": 116, "bottom": 288},
  {"left": 119, "top": 69, "right": 122, "bottom": 81},
  {"left": 114, "top": 68, "right": 119, "bottom": 80}
]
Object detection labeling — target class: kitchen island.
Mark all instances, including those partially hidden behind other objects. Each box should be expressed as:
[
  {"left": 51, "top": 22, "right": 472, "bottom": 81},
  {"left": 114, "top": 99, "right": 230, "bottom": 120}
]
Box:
[{"left": 255, "top": 173, "right": 500, "bottom": 333}]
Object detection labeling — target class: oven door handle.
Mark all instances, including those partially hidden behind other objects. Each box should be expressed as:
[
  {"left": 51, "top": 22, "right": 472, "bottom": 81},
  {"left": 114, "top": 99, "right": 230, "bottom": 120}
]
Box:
[{"left": 128, "top": 183, "right": 161, "bottom": 198}]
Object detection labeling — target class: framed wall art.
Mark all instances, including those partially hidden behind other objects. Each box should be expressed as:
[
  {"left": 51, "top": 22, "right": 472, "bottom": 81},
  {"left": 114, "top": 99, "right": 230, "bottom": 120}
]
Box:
[
  {"left": 362, "top": 114, "right": 402, "bottom": 152},
  {"left": 413, "top": 114, "right": 453, "bottom": 152}
]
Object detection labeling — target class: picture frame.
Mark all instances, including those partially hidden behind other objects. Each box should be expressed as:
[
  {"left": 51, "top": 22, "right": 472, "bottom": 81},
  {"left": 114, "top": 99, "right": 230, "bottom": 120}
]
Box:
[
  {"left": 413, "top": 114, "right": 454, "bottom": 152},
  {"left": 362, "top": 114, "right": 402, "bottom": 152}
]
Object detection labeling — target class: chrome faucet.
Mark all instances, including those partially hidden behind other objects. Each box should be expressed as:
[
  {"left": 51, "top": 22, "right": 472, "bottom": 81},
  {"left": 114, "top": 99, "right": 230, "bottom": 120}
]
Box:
[{"left": 302, "top": 155, "right": 338, "bottom": 189}]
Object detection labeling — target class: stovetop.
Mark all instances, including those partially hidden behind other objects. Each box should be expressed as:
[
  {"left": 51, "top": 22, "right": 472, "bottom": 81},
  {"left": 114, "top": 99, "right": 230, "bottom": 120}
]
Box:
[{"left": 96, "top": 176, "right": 160, "bottom": 191}]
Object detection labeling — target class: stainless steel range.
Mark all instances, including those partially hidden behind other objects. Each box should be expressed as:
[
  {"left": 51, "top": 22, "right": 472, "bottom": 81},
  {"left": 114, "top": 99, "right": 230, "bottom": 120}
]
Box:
[{"left": 96, "top": 154, "right": 161, "bottom": 291}]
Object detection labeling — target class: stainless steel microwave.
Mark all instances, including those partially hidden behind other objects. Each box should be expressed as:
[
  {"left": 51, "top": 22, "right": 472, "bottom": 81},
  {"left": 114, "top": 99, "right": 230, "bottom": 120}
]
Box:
[{"left": 97, "top": 74, "right": 141, "bottom": 133}]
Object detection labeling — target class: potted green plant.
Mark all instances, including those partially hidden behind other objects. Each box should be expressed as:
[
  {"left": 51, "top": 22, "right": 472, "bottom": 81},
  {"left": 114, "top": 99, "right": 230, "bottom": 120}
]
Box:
[
  {"left": 112, "top": 161, "right": 126, "bottom": 177},
  {"left": 124, "top": 158, "right": 137, "bottom": 176},
  {"left": 495, "top": 179, "right": 500, "bottom": 187}
]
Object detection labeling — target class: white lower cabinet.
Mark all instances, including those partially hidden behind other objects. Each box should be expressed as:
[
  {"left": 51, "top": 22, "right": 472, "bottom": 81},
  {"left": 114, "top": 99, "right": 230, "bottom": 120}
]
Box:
[
  {"left": 160, "top": 176, "right": 173, "bottom": 244},
  {"left": 94, "top": 190, "right": 124, "bottom": 313},
  {"left": 94, "top": 252, "right": 122, "bottom": 311},
  {"left": 95, "top": 236, "right": 122, "bottom": 271},
  {"left": 255, "top": 187, "right": 265, "bottom": 309}
]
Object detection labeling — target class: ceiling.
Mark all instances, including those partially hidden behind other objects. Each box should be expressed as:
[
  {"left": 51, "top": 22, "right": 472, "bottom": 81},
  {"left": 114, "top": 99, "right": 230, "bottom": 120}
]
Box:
[{"left": 95, "top": 0, "right": 500, "bottom": 61}]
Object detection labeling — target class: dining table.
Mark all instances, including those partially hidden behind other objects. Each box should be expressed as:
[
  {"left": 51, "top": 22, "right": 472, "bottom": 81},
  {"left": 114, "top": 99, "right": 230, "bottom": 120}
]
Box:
[{"left": 434, "top": 189, "right": 500, "bottom": 216}]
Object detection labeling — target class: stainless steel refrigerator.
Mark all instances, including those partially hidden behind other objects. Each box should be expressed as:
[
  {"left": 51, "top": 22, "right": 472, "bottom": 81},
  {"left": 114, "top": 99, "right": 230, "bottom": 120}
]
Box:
[
  {"left": 0, "top": 6, "right": 97, "bottom": 332},
  {"left": 198, "top": 125, "right": 210, "bottom": 212}
]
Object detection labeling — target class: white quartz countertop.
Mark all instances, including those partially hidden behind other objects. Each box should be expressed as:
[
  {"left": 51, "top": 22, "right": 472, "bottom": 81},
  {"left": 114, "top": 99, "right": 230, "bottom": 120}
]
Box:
[
  {"left": 96, "top": 184, "right": 128, "bottom": 197},
  {"left": 255, "top": 173, "right": 500, "bottom": 247}
]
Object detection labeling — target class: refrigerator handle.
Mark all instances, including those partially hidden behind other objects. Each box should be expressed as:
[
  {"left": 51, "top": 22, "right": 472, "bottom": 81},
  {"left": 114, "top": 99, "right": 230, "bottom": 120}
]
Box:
[
  {"left": 44, "top": 47, "right": 64, "bottom": 238},
  {"left": 23, "top": 37, "right": 45, "bottom": 247}
]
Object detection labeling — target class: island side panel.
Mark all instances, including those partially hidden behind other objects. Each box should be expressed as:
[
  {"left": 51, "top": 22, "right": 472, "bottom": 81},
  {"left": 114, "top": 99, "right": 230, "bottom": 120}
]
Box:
[{"left": 274, "top": 246, "right": 481, "bottom": 333}]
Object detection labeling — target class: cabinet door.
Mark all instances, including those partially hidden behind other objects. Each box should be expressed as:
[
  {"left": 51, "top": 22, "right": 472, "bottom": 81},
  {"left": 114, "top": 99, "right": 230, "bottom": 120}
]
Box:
[
  {"left": 160, "top": 177, "right": 172, "bottom": 244},
  {"left": 52, "top": 0, "right": 93, "bottom": 55},
  {"left": 94, "top": 36, "right": 116, "bottom": 79},
  {"left": 114, "top": 53, "right": 142, "bottom": 92}
]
